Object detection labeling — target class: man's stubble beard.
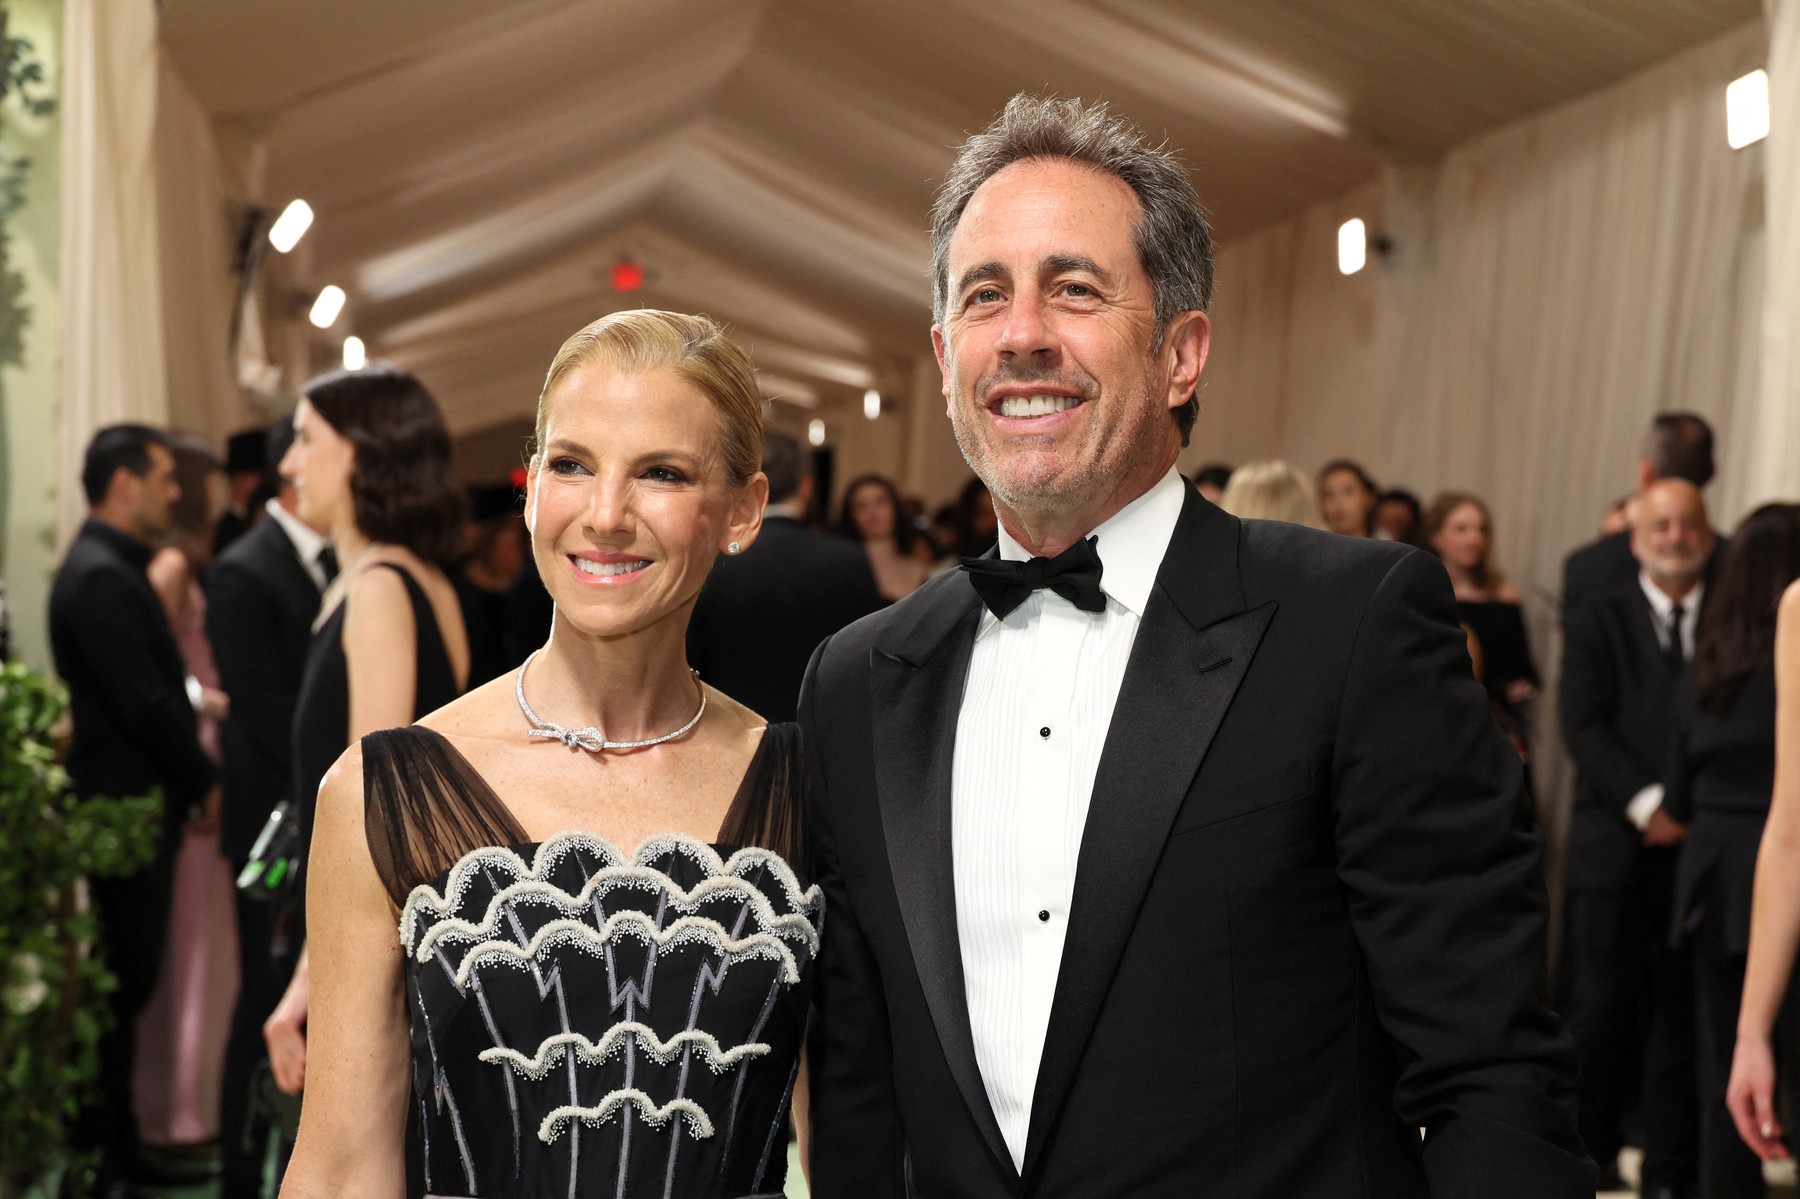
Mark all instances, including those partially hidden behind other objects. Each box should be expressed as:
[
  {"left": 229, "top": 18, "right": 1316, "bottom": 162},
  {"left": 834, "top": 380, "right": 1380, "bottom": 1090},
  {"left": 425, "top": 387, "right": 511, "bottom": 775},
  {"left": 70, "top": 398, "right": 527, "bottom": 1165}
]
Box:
[{"left": 946, "top": 358, "right": 1162, "bottom": 523}]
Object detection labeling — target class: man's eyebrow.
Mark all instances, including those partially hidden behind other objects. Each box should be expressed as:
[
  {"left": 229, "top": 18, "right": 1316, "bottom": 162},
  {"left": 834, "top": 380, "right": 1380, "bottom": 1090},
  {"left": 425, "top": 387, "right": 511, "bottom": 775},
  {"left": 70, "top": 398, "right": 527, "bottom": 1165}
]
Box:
[
  {"left": 1045, "top": 254, "right": 1114, "bottom": 287},
  {"left": 953, "top": 261, "right": 1008, "bottom": 296}
]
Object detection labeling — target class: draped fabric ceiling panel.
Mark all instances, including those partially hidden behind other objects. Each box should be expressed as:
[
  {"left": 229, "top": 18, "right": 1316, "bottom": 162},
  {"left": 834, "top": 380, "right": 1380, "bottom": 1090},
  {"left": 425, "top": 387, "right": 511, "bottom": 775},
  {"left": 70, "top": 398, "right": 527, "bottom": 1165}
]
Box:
[{"left": 157, "top": 0, "right": 1758, "bottom": 440}]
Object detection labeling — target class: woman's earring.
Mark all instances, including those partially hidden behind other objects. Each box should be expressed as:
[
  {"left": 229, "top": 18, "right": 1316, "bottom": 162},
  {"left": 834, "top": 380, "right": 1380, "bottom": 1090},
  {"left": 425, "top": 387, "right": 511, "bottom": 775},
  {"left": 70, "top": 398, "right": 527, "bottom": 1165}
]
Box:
[{"left": 727, "top": 541, "right": 742, "bottom": 555}]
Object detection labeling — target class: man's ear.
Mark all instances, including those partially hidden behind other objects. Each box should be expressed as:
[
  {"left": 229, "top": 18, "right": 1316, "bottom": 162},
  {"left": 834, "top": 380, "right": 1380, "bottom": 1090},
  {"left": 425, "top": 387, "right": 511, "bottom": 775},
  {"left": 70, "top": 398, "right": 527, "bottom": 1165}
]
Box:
[
  {"left": 1164, "top": 311, "right": 1211, "bottom": 412},
  {"left": 932, "top": 326, "right": 953, "bottom": 414},
  {"left": 105, "top": 465, "right": 139, "bottom": 510}
]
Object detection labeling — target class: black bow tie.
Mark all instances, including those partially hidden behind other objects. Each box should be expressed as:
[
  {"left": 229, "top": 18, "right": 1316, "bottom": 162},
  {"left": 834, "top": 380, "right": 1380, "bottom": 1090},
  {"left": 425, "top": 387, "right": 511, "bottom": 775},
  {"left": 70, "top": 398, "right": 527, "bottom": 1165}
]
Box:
[{"left": 960, "top": 536, "right": 1106, "bottom": 619}]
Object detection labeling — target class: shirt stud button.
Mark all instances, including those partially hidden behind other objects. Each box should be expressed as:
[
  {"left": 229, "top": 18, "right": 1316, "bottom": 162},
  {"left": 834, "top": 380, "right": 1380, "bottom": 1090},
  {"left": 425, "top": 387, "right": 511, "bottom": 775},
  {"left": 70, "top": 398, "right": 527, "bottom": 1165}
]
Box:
[
  {"left": 1038, "top": 909, "right": 1050, "bottom": 922},
  {"left": 1039, "top": 726, "right": 1051, "bottom": 739}
]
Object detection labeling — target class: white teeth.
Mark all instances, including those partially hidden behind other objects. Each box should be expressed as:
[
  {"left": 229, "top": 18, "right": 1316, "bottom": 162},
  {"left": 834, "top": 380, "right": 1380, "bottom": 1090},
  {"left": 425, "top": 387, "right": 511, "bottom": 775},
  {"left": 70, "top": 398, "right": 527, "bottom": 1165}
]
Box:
[
  {"left": 572, "top": 558, "right": 649, "bottom": 577},
  {"left": 998, "top": 394, "right": 1078, "bottom": 418}
]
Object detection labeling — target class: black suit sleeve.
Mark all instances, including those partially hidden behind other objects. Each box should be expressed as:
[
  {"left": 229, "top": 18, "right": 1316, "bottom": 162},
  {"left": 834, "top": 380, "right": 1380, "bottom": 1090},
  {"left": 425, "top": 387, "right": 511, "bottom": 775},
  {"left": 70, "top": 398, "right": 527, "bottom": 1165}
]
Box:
[
  {"left": 69, "top": 568, "right": 214, "bottom": 808},
  {"left": 206, "top": 561, "right": 302, "bottom": 803},
  {"left": 801, "top": 639, "right": 904, "bottom": 1198},
  {"left": 1332, "top": 551, "right": 1594, "bottom": 1196},
  {"left": 1558, "top": 599, "right": 1655, "bottom": 818}
]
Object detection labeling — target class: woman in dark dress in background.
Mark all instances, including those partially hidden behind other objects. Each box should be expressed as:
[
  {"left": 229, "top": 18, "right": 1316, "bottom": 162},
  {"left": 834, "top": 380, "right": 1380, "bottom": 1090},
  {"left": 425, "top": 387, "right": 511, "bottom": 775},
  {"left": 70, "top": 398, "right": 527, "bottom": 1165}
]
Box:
[
  {"left": 1426, "top": 491, "right": 1540, "bottom": 765},
  {"left": 1668, "top": 503, "right": 1800, "bottom": 1199},
  {"left": 281, "top": 310, "right": 815, "bottom": 1199},
  {"left": 837, "top": 473, "right": 931, "bottom": 602},
  {"left": 263, "top": 366, "right": 472, "bottom": 1101},
  {"left": 1316, "top": 458, "right": 1380, "bottom": 538}
]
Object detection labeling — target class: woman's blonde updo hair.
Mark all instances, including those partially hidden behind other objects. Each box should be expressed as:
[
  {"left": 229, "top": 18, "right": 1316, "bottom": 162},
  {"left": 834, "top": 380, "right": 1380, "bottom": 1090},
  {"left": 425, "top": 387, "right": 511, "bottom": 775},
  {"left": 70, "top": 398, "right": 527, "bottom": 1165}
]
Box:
[
  {"left": 1217, "top": 460, "right": 1321, "bottom": 529},
  {"left": 532, "top": 310, "right": 764, "bottom": 488}
]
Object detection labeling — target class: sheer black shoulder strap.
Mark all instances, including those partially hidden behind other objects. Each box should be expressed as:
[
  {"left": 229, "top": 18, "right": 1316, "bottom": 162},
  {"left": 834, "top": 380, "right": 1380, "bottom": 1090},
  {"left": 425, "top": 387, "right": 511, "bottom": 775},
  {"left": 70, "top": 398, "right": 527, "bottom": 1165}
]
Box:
[
  {"left": 361, "top": 726, "right": 530, "bottom": 908},
  {"left": 716, "top": 722, "right": 806, "bottom": 869}
]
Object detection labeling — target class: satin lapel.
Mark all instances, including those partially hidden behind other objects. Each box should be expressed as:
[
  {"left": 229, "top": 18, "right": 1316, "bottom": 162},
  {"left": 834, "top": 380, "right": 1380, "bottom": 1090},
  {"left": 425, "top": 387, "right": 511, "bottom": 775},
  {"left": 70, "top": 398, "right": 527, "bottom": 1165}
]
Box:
[
  {"left": 869, "top": 575, "right": 1017, "bottom": 1181},
  {"left": 1020, "top": 493, "right": 1276, "bottom": 1181}
]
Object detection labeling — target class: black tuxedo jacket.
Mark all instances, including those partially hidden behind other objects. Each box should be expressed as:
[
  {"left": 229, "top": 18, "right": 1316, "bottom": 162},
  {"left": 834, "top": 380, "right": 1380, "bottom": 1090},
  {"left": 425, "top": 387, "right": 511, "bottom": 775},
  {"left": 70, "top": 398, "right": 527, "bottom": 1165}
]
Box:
[
  {"left": 801, "top": 490, "right": 1591, "bottom": 1199},
  {"left": 687, "top": 515, "right": 883, "bottom": 722},
  {"left": 1561, "top": 530, "right": 1636, "bottom": 623},
  {"left": 205, "top": 512, "right": 322, "bottom": 864},
  {"left": 49, "top": 519, "right": 214, "bottom": 837},
  {"left": 1558, "top": 580, "right": 1694, "bottom": 894}
]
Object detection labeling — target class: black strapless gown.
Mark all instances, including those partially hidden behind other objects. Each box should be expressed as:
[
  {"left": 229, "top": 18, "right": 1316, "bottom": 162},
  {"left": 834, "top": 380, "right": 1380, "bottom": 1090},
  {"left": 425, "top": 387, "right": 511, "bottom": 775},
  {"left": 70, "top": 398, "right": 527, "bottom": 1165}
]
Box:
[{"left": 362, "top": 722, "right": 815, "bottom": 1199}]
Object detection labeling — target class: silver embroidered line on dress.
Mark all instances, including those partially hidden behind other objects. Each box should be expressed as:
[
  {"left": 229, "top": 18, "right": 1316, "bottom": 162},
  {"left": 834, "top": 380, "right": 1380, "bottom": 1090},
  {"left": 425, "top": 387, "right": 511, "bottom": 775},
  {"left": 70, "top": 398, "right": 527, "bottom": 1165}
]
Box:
[
  {"left": 400, "top": 831, "right": 822, "bottom": 949},
  {"left": 410, "top": 870, "right": 821, "bottom": 963},
  {"left": 479, "top": 1026, "right": 771, "bottom": 1080}
]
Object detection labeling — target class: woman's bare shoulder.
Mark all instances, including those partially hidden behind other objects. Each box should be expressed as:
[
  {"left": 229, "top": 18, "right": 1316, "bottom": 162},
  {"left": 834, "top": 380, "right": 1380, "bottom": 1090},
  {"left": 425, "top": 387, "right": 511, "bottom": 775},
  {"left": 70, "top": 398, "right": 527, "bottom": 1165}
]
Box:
[
  {"left": 416, "top": 670, "right": 518, "bottom": 736},
  {"left": 1780, "top": 578, "right": 1800, "bottom": 626}
]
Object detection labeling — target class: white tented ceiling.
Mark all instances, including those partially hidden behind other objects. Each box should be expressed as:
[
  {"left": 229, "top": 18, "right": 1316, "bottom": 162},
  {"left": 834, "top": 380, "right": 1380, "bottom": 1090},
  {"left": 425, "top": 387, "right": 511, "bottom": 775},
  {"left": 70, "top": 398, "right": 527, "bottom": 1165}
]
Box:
[{"left": 160, "top": 0, "right": 1758, "bottom": 432}]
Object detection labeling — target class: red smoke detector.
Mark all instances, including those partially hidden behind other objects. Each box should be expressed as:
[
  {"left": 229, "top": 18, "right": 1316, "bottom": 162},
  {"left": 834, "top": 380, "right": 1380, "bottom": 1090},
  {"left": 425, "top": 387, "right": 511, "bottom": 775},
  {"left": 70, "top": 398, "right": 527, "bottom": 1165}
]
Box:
[{"left": 610, "top": 259, "right": 645, "bottom": 292}]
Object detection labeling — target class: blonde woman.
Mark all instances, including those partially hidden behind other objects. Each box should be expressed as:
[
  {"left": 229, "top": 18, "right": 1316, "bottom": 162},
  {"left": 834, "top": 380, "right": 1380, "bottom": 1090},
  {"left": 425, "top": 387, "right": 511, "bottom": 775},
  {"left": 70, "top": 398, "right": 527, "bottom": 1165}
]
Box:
[
  {"left": 1216, "top": 460, "right": 1320, "bottom": 528},
  {"left": 279, "top": 311, "right": 815, "bottom": 1199}
]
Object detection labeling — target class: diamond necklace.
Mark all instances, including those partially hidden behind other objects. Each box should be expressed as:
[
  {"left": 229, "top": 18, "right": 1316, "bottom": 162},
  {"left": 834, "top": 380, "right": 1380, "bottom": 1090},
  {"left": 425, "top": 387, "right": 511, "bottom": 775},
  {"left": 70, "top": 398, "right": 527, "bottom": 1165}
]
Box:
[{"left": 514, "top": 648, "right": 706, "bottom": 752}]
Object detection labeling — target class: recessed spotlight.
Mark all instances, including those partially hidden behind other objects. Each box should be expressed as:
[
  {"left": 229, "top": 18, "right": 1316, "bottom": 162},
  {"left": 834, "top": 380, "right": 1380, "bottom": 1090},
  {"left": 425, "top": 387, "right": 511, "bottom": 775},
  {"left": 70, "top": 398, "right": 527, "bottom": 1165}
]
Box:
[
  {"left": 1727, "top": 69, "right": 1770, "bottom": 150},
  {"left": 268, "top": 200, "right": 314, "bottom": 253},
  {"left": 863, "top": 389, "right": 881, "bottom": 420},
  {"left": 309, "top": 285, "right": 346, "bottom": 329},
  {"left": 808, "top": 419, "right": 826, "bottom": 447},
  {"left": 1337, "top": 218, "right": 1366, "bottom": 276},
  {"left": 342, "top": 336, "right": 366, "bottom": 370}
]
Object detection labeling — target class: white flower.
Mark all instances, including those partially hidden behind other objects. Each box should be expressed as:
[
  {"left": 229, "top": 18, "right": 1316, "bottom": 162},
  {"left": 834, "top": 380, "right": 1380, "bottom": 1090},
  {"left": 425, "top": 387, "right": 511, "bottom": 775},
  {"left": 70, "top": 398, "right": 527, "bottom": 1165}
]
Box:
[{"left": 3, "top": 951, "right": 49, "bottom": 1016}]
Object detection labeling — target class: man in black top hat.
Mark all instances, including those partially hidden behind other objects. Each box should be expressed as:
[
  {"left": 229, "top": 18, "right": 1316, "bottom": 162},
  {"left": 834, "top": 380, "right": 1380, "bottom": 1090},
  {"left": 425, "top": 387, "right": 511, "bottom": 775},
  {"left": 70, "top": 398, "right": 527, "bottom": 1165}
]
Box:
[
  {"left": 212, "top": 427, "right": 270, "bottom": 556},
  {"left": 50, "top": 423, "right": 217, "bottom": 1195}
]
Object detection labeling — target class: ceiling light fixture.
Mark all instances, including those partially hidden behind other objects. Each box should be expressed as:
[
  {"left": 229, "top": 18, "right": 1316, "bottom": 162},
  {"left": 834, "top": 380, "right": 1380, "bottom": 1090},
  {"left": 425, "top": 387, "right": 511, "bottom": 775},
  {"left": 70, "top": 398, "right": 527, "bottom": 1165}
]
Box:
[
  {"left": 1337, "top": 218, "right": 1367, "bottom": 276},
  {"left": 863, "top": 389, "right": 881, "bottom": 420},
  {"left": 1727, "top": 69, "right": 1770, "bottom": 150},
  {"left": 808, "top": 419, "right": 827, "bottom": 447},
  {"left": 309, "top": 285, "right": 346, "bottom": 329},
  {"left": 342, "top": 336, "right": 366, "bottom": 370},
  {"left": 268, "top": 200, "right": 314, "bottom": 253}
]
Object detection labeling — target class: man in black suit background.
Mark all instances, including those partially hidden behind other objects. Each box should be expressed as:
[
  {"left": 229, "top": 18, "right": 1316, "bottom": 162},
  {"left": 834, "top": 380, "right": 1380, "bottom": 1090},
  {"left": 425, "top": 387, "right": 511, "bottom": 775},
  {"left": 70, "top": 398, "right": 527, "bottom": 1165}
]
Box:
[
  {"left": 205, "top": 416, "right": 329, "bottom": 1199},
  {"left": 802, "top": 94, "right": 1591, "bottom": 1198},
  {"left": 1559, "top": 478, "right": 1714, "bottom": 1199},
  {"left": 50, "top": 424, "right": 217, "bottom": 1195},
  {"left": 1563, "top": 413, "right": 1716, "bottom": 622},
  {"left": 211, "top": 427, "right": 269, "bottom": 557},
  {"left": 687, "top": 429, "right": 882, "bottom": 722}
]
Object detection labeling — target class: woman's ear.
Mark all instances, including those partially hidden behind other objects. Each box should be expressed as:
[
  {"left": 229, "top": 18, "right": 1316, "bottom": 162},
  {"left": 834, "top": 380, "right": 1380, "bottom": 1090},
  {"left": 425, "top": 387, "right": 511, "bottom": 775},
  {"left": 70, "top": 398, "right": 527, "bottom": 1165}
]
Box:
[{"left": 724, "top": 471, "right": 770, "bottom": 556}]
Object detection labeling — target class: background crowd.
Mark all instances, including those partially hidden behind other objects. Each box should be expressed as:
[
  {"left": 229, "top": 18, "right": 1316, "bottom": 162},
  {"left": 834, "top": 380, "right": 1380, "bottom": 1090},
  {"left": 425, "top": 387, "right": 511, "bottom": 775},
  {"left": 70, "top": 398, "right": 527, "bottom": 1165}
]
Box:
[{"left": 12, "top": 387, "right": 1800, "bottom": 1199}]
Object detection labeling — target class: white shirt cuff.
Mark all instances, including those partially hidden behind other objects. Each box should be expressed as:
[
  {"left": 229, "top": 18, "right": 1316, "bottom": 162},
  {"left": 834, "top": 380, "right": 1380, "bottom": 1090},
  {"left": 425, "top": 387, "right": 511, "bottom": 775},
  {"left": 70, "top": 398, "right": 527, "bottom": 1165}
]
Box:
[{"left": 1626, "top": 783, "right": 1665, "bottom": 831}]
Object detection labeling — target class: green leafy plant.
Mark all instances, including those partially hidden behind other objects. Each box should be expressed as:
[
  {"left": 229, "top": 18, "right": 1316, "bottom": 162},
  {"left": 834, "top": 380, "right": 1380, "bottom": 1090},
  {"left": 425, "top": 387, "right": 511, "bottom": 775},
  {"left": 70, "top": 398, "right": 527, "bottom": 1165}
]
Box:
[
  {"left": 0, "top": 5, "right": 55, "bottom": 370},
  {"left": 0, "top": 662, "right": 159, "bottom": 1198}
]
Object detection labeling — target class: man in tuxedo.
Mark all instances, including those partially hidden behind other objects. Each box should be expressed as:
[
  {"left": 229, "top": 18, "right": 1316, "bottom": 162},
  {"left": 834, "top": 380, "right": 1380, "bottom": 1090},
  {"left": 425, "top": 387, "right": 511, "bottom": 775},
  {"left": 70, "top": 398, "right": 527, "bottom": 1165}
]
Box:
[
  {"left": 687, "top": 430, "right": 882, "bottom": 722},
  {"left": 801, "top": 94, "right": 1592, "bottom": 1198},
  {"left": 1562, "top": 412, "right": 1716, "bottom": 622},
  {"left": 206, "top": 416, "right": 329, "bottom": 1199},
  {"left": 50, "top": 424, "right": 217, "bottom": 1195},
  {"left": 1559, "top": 478, "right": 1713, "bottom": 1198}
]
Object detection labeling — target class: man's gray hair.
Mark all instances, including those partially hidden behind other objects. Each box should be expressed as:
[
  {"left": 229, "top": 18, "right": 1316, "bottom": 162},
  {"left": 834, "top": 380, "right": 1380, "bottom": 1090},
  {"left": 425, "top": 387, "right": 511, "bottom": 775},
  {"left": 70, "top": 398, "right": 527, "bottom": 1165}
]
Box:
[{"left": 930, "top": 94, "right": 1215, "bottom": 443}]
